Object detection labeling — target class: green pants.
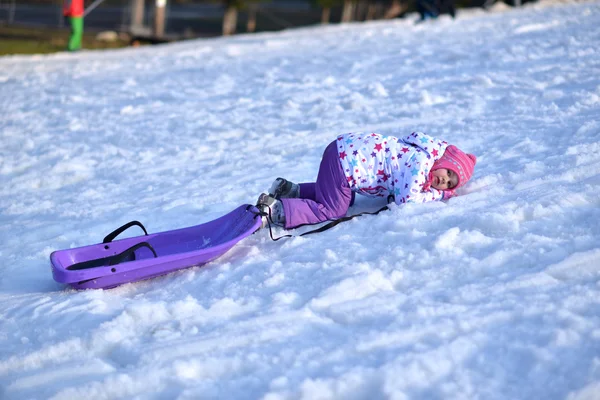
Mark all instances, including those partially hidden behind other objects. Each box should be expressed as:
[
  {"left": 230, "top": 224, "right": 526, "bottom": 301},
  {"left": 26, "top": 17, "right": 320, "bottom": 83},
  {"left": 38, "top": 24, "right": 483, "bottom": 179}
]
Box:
[{"left": 67, "top": 16, "right": 84, "bottom": 51}]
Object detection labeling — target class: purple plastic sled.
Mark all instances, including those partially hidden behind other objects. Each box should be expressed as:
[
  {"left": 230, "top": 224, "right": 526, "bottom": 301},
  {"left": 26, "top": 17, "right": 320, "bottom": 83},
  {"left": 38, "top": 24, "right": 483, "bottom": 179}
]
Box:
[{"left": 51, "top": 205, "right": 262, "bottom": 290}]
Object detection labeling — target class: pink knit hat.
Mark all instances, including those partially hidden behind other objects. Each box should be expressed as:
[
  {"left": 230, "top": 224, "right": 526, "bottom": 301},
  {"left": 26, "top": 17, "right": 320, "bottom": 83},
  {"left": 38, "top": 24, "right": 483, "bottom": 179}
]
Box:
[{"left": 432, "top": 145, "right": 477, "bottom": 189}]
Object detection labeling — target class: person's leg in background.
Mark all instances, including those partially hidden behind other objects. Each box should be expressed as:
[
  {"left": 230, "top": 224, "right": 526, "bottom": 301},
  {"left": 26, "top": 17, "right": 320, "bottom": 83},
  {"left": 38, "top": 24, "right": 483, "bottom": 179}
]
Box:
[{"left": 68, "top": 16, "right": 84, "bottom": 51}]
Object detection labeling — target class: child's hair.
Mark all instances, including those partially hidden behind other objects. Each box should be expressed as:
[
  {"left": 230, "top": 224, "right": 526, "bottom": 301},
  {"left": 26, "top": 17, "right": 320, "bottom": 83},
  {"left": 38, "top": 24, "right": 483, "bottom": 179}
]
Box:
[{"left": 432, "top": 145, "right": 477, "bottom": 190}]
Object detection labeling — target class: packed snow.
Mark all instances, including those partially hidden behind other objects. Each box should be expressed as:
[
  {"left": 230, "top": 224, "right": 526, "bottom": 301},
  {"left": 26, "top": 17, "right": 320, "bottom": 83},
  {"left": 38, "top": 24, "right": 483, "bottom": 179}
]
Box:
[{"left": 1, "top": 1, "right": 600, "bottom": 399}]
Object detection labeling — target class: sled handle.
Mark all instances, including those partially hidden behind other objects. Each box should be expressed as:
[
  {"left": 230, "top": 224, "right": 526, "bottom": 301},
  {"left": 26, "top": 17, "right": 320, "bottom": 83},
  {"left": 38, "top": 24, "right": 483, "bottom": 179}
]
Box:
[
  {"left": 67, "top": 241, "right": 158, "bottom": 271},
  {"left": 108, "top": 242, "right": 158, "bottom": 266},
  {"left": 103, "top": 221, "right": 149, "bottom": 243}
]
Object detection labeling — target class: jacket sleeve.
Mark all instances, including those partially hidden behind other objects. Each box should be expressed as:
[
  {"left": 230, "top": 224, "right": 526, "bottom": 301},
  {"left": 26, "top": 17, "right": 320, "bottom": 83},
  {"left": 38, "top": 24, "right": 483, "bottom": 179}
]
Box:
[
  {"left": 395, "top": 168, "right": 447, "bottom": 204},
  {"left": 399, "top": 131, "right": 448, "bottom": 157},
  {"left": 394, "top": 132, "right": 449, "bottom": 205}
]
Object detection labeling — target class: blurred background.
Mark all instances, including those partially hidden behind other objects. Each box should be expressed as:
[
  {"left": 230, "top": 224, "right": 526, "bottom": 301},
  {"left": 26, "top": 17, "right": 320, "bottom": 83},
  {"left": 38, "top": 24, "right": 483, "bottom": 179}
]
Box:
[{"left": 0, "top": 0, "right": 534, "bottom": 55}]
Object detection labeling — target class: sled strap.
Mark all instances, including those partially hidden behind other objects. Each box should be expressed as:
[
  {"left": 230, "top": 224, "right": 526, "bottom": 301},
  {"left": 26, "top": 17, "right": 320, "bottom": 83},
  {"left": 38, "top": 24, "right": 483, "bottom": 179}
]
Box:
[
  {"left": 266, "top": 205, "right": 391, "bottom": 241},
  {"left": 67, "top": 242, "right": 158, "bottom": 271},
  {"left": 103, "top": 221, "right": 148, "bottom": 243},
  {"left": 109, "top": 242, "right": 157, "bottom": 266}
]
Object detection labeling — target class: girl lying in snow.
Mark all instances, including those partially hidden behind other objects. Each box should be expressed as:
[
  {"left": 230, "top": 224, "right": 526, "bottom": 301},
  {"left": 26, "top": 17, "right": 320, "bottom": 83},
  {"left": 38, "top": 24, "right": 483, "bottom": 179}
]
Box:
[{"left": 257, "top": 132, "right": 476, "bottom": 230}]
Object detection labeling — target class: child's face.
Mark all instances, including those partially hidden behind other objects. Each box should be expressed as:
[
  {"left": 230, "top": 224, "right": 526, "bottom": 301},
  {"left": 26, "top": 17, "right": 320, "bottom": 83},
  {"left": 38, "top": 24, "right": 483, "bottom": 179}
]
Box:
[{"left": 431, "top": 169, "right": 459, "bottom": 190}]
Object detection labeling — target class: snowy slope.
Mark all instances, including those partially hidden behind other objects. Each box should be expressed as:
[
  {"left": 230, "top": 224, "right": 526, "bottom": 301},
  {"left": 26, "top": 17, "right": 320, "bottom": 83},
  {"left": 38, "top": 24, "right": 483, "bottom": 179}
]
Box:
[{"left": 1, "top": 1, "right": 600, "bottom": 399}]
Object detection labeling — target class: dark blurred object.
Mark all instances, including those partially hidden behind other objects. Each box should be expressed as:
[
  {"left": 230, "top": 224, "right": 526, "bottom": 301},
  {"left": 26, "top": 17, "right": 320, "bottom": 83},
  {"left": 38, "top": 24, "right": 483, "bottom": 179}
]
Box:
[
  {"left": 416, "top": 0, "right": 438, "bottom": 20},
  {"left": 0, "top": 0, "right": 16, "bottom": 23},
  {"left": 438, "top": 0, "right": 455, "bottom": 17},
  {"left": 416, "top": 0, "right": 455, "bottom": 21}
]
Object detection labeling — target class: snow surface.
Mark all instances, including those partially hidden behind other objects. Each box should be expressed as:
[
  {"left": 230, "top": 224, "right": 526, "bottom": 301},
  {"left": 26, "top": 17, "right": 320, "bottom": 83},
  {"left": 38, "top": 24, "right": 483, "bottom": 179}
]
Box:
[{"left": 2, "top": 1, "right": 600, "bottom": 399}]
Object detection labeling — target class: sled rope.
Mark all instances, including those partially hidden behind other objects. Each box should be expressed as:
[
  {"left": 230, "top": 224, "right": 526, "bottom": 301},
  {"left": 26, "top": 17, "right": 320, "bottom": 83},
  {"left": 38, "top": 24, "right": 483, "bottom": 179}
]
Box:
[{"left": 254, "top": 198, "right": 393, "bottom": 241}]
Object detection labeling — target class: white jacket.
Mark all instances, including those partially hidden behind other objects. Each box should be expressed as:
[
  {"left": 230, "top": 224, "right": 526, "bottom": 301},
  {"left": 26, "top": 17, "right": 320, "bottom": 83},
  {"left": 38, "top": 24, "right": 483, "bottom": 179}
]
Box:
[{"left": 336, "top": 132, "right": 451, "bottom": 204}]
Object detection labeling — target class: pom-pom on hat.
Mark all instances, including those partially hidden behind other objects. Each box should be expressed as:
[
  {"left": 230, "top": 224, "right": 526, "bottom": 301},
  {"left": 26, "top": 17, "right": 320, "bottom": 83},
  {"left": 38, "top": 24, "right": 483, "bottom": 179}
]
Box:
[{"left": 432, "top": 145, "right": 477, "bottom": 189}]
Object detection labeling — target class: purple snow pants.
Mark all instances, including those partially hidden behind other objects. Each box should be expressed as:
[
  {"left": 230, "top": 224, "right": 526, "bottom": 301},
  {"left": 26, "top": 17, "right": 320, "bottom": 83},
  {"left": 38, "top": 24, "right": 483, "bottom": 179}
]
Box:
[{"left": 281, "top": 140, "right": 354, "bottom": 229}]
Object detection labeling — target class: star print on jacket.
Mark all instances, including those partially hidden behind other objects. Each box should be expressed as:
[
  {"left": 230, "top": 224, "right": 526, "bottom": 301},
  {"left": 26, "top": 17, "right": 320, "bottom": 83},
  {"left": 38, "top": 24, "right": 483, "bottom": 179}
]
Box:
[{"left": 336, "top": 132, "right": 449, "bottom": 204}]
